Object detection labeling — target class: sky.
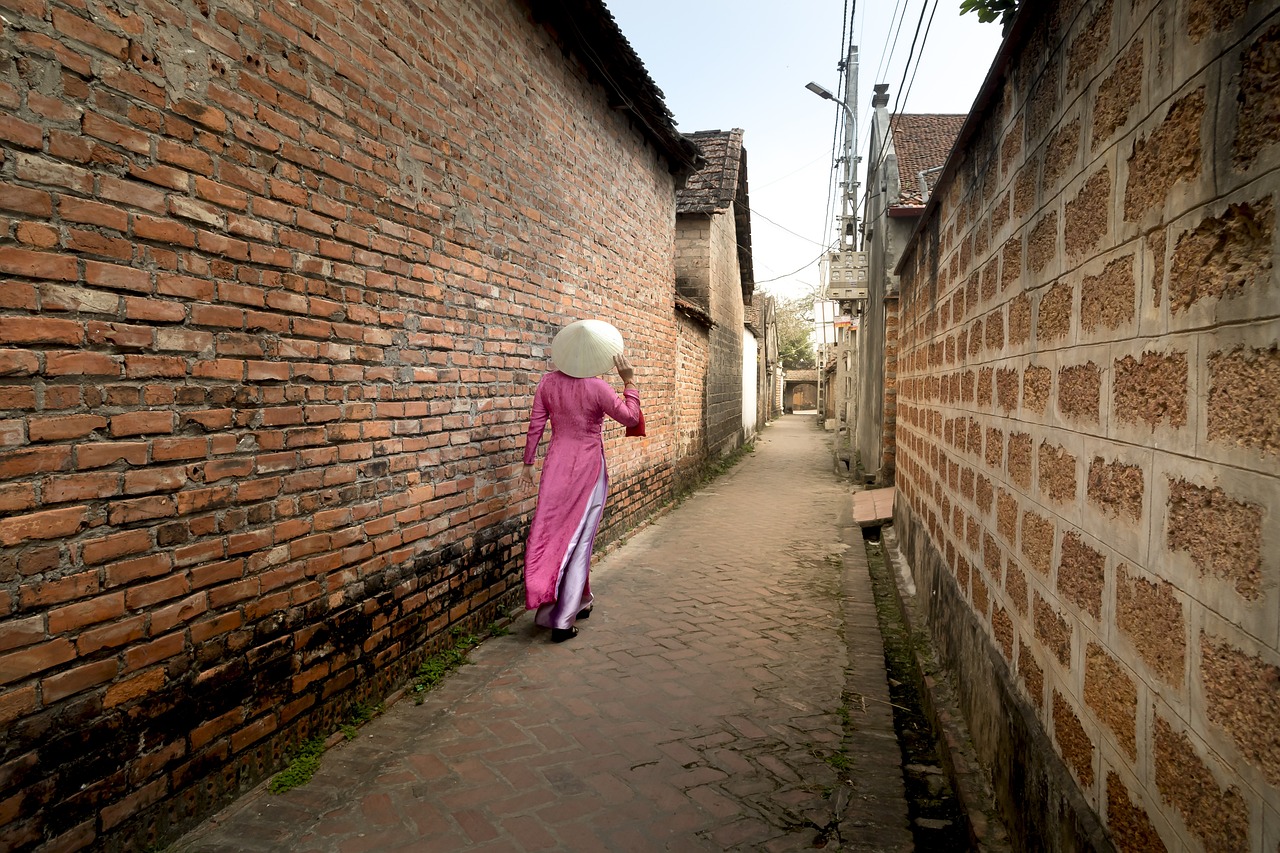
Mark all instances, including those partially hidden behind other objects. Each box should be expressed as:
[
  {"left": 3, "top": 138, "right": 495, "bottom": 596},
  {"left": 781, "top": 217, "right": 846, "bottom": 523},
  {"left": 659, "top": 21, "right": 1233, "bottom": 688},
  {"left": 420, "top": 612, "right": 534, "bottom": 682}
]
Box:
[{"left": 605, "top": 0, "right": 1007, "bottom": 303}]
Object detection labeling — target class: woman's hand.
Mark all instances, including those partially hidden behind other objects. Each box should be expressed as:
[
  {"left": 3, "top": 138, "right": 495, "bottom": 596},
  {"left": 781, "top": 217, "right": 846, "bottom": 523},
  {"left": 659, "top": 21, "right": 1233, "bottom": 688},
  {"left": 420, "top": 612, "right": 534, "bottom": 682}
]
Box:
[
  {"left": 614, "top": 354, "right": 634, "bottom": 384},
  {"left": 517, "top": 464, "right": 536, "bottom": 491}
]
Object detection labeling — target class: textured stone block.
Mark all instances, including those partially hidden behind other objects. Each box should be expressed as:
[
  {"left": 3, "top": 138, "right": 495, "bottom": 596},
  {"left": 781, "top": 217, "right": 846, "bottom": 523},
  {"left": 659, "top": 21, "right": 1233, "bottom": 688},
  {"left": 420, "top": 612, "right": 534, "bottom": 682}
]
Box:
[
  {"left": 985, "top": 427, "right": 1004, "bottom": 469},
  {"left": 1052, "top": 690, "right": 1094, "bottom": 786},
  {"left": 1022, "top": 511, "right": 1055, "bottom": 576},
  {"left": 1014, "top": 159, "right": 1038, "bottom": 219},
  {"left": 1189, "top": 0, "right": 1260, "bottom": 43},
  {"left": 976, "top": 475, "right": 994, "bottom": 515},
  {"left": 993, "top": 606, "right": 1014, "bottom": 661},
  {"left": 1019, "top": 635, "right": 1044, "bottom": 709},
  {"left": 1001, "top": 235, "right": 1022, "bottom": 292},
  {"left": 1080, "top": 255, "right": 1134, "bottom": 333},
  {"left": 1166, "top": 479, "right": 1263, "bottom": 599},
  {"left": 1037, "top": 281, "right": 1073, "bottom": 343},
  {"left": 1028, "top": 212, "right": 1059, "bottom": 274},
  {"left": 1124, "top": 88, "right": 1206, "bottom": 222},
  {"left": 1153, "top": 715, "right": 1250, "bottom": 852},
  {"left": 1106, "top": 772, "right": 1169, "bottom": 853},
  {"left": 1168, "top": 198, "right": 1273, "bottom": 314},
  {"left": 1064, "top": 168, "right": 1111, "bottom": 260},
  {"left": 995, "top": 367, "right": 1018, "bottom": 413},
  {"left": 1008, "top": 432, "right": 1032, "bottom": 489},
  {"left": 1201, "top": 634, "right": 1280, "bottom": 786},
  {"left": 1234, "top": 23, "right": 1280, "bottom": 169},
  {"left": 1005, "top": 559, "right": 1028, "bottom": 616},
  {"left": 1058, "top": 361, "right": 1101, "bottom": 424},
  {"left": 1023, "top": 365, "right": 1050, "bottom": 414},
  {"left": 1045, "top": 119, "right": 1082, "bottom": 192},
  {"left": 1093, "top": 40, "right": 1143, "bottom": 150},
  {"left": 973, "top": 563, "right": 990, "bottom": 617},
  {"left": 1087, "top": 456, "right": 1144, "bottom": 522},
  {"left": 1058, "top": 531, "right": 1104, "bottom": 619},
  {"left": 997, "top": 489, "right": 1019, "bottom": 544},
  {"left": 1084, "top": 642, "right": 1136, "bottom": 759},
  {"left": 1207, "top": 344, "right": 1280, "bottom": 455},
  {"left": 1038, "top": 441, "right": 1077, "bottom": 505},
  {"left": 1067, "top": 0, "right": 1113, "bottom": 89},
  {"left": 1113, "top": 351, "right": 1187, "bottom": 430},
  {"left": 1035, "top": 592, "right": 1071, "bottom": 667},
  {"left": 1116, "top": 564, "right": 1185, "bottom": 685},
  {"left": 1002, "top": 115, "right": 1024, "bottom": 176}
]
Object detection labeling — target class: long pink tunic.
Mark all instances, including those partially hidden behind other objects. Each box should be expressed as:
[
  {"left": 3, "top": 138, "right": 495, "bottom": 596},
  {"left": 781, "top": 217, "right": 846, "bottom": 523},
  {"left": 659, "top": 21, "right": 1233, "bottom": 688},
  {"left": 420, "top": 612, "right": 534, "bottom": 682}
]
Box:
[{"left": 522, "top": 371, "right": 642, "bottom": 611}]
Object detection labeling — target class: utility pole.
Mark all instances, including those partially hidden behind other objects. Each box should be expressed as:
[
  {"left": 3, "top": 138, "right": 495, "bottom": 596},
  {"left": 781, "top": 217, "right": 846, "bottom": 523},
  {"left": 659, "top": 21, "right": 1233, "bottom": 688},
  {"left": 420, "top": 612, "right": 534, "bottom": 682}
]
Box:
[
  {"left": 839, "top": 43, "right": 859, "bottom": 252},
  {"left": 807, "top": 44, "right": 865, "bottom": 458}
]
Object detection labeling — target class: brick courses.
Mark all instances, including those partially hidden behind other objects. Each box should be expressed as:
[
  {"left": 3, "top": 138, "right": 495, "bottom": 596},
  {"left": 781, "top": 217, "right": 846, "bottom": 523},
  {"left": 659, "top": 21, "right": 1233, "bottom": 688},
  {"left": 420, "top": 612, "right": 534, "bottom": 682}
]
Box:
[
  {"left": 0, "top": 0, "right": 703, "bottom": 849},
  {"left": 891, "top": 2, "right": 1280, "bottom": 850}
]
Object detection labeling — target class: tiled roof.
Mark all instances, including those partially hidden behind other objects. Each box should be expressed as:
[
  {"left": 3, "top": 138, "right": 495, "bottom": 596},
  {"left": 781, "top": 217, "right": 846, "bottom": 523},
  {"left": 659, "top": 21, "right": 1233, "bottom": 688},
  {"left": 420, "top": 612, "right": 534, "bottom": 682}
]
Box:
[
  {"left": 529, "top": 0, "right": 703, "bottom": 173},
  {"left": 889, "top": 114, "right": 967, "bottom": 206},
  {"left": 676, "top": 129, "right": 745, "bottom": 214},
  {"left": 676, "top": 128, "right": 755, "bottom": 297}
]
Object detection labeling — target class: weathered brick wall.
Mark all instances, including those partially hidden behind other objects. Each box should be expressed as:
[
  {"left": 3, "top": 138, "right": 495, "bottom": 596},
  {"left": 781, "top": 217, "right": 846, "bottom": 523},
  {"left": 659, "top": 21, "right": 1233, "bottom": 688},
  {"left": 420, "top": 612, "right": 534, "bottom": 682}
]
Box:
[
  {"left": 893, "top": 1, "right": 1280, "bottom": 850},
  {"left": 672, "top": 311, "right": 708, "bottom": 490},
  {"left": 675, "top": 217, "right": 711, "bottom": 304},
  {"left": 705, "top": 209, "right": 745, "bottom": 457},
  {"left": 0, "top": 0, "right": 685, "bottom": 849},
  {"left": 675, "top": 206, "right": 746, "bottom": 461},
  {"left": 879, "top": 296, "right": 899, "bottom": 480}
]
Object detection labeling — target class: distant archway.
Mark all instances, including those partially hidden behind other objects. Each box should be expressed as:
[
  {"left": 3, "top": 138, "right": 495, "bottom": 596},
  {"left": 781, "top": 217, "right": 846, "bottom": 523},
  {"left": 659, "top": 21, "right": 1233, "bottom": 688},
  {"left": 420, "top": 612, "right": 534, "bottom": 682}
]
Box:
[{"left": 783, "top": 381, "right": 817, "bottom": 412}]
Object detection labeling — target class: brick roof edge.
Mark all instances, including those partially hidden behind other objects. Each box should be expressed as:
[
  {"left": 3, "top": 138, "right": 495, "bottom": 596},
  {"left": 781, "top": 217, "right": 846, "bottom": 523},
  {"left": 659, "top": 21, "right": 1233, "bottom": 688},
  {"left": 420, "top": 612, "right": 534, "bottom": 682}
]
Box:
[{"left": 674, "top": 295, "right": 715, "bottom": 328}]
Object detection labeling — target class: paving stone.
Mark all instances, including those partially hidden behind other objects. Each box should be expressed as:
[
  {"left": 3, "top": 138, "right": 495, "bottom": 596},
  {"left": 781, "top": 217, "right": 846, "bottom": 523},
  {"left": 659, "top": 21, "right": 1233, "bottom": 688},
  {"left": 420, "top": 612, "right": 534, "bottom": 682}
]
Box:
[{"left": 171, "top": 417, "right": 912, "bottom": 851}]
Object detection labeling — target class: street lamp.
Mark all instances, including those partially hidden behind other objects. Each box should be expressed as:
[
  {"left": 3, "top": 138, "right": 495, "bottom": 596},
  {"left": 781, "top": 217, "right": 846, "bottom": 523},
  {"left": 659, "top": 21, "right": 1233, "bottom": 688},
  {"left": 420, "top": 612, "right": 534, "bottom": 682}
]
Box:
[
  {"left": 805, "top": 77, "right": 858, "bottom": 250},
  {"left": 805, "top": 81, "right": 836, "bottom": 100}
]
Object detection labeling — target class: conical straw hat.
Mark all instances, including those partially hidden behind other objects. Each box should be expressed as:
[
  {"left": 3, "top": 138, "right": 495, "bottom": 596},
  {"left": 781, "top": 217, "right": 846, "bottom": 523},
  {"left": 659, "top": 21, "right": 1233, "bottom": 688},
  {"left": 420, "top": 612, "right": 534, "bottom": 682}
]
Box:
[{"left": 551, "top": 319, "right": 624, "bottom": 378}]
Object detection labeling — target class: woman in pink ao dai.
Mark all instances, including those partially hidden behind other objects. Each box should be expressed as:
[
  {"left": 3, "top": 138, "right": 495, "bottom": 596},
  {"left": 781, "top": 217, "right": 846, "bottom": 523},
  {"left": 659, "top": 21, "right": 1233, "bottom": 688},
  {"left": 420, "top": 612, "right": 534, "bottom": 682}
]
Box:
[{"left": 519, "top": 351, "right": 642, "bottom": 642}]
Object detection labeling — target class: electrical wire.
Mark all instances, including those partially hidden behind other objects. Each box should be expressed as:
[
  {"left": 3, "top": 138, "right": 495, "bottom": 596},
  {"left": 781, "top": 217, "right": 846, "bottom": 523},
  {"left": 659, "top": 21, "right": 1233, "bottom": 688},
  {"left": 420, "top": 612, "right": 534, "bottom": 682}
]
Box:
[
  {"left": 746, "top": 205, "right": 830, "bottom": 248},
  {"left": 755, "top": 246, "right": 833, "bottom": 285},
  {"left": 850, "top": 0, "right": 941, "bottom": 223}
]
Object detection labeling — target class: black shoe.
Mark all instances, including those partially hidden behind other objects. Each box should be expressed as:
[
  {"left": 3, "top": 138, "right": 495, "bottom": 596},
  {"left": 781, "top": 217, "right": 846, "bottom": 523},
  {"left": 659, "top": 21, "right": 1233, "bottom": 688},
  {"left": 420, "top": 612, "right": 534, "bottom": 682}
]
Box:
[
  {"left": 551, "top": 626, "right": 579, "bottom": 643},
  {"left": 577, "top": 607, "right": 592, "bottom": 620}
]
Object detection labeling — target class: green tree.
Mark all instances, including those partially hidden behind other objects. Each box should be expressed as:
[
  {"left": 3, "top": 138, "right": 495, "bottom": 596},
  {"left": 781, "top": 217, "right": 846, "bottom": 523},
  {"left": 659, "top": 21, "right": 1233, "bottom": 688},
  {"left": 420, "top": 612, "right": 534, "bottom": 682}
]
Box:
[
  {"left": 959, "top": 0, "right": 1020, "bottom": 29},
  {"left": 774, "top": 293, "right": 816, "bottom": 370}
]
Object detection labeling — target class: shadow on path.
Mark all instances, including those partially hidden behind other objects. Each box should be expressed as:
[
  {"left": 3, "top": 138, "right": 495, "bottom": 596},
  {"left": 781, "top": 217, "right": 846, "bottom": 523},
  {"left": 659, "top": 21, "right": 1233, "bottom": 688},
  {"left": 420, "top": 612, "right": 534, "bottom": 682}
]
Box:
[{"left": 174, "top": 415, "right": 913, "bottom": 852}]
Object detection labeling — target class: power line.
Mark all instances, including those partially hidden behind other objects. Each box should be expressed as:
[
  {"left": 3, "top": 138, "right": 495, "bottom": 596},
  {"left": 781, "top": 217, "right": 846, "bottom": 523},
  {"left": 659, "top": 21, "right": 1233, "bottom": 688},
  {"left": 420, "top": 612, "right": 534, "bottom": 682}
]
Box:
[
  {"left": 755, "top": 246, "right": 833, "bottom": 285},
  {"left": 851, "top": 0, "right": 941, "bottom": 222},
  {"left": 746, "top": 205, "right": 829, "bottom": 248}
]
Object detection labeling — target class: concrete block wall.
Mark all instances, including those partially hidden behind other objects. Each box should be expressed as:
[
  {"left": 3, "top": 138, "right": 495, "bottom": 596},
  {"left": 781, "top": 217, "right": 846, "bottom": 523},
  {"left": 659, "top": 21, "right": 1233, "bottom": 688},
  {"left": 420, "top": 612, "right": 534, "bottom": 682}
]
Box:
[
  {"left": 893, "top": 1, "right": 1280, "bottom": 851},
  {"left": 0, "top": 0, "right": 684, "bottom": 849}
]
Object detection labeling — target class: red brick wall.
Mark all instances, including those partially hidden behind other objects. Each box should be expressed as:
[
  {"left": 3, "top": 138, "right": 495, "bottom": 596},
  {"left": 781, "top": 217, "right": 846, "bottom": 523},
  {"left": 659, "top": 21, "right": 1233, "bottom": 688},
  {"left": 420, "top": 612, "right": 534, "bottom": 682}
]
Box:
[
  {"left": 879, "top": 296, "right": 899, "bottom": 481},
  {"left": 894, "top": 1, "right": 1280, "bottom": 850},
  {"left": 0, "top": 0, "right": 684, "bottom": 849},
  {"left": 675, "top": 207, "right": 747, "bottom": 460},
  {"left": 672, "top": 312, "right": 709, "bottom": 489}
]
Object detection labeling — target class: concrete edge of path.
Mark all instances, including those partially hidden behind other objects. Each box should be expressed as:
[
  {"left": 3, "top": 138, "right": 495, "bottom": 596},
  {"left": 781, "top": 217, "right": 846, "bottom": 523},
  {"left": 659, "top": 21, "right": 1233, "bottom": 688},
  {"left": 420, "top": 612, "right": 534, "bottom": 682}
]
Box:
[{"left": 880, "top": 526, "right": 1013, "bottom": 853}]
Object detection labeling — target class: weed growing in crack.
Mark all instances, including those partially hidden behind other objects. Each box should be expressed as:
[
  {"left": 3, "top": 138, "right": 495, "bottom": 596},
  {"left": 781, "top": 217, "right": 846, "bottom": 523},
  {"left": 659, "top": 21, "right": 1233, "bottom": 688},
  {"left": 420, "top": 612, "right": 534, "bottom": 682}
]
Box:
[
  {"left": 413, "top": 628, "right": 480, "bottom": 703},
  {"left": 340, "top": 701, "right": 384, "bottom": 740},
  {"left": 269, "top": 736, "right": 327, "bottom": 794},
  {"left": 269, "top": 621, "right": 509, "bottom": 794}
]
